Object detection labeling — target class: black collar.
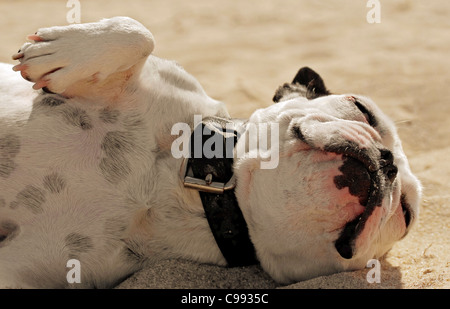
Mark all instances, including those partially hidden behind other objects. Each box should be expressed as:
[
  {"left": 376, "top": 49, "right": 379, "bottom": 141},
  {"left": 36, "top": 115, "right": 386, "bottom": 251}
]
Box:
[{"left": 181, "top": 116, "right": 258, "bottom": 267}]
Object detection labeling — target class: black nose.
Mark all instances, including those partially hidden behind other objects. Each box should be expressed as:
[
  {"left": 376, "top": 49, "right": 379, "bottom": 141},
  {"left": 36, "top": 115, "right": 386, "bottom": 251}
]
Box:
[{"left": 380, "top": 149, "right": 397, "bottom": 183}]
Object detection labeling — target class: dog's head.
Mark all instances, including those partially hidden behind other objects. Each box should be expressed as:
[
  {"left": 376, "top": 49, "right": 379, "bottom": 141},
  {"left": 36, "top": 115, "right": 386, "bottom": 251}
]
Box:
[{"left": 234, "top": 67, "right": 421, "bottom": 284}]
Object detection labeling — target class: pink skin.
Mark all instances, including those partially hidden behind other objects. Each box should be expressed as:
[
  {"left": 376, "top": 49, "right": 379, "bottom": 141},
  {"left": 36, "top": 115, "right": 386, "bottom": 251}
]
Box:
[
  {"left": 27, "top": 34, "right": 43, "bottom": 41},
  {"left": 355, "top": 206, "right": 384, "bottom": 250}
]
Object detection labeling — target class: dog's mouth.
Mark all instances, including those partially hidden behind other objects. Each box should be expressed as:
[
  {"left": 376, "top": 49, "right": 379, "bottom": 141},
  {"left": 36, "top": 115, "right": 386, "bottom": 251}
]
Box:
[{"left": 330, "top": 146, "right": 408, "bottom": 259}]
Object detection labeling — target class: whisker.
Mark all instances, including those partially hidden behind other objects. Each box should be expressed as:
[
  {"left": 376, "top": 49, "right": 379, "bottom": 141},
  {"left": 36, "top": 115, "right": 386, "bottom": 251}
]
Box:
[{"left": 394, "top": 119, "right": 414, "bottom": 126}]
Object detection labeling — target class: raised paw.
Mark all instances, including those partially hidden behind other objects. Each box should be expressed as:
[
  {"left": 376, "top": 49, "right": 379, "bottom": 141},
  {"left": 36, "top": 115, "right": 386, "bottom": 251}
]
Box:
[{"left": 12, "top": 17, "right": 154, "bottom": 97}]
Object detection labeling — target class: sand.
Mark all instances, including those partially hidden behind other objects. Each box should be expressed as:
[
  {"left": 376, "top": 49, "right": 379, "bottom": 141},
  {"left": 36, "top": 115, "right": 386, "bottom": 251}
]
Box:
[{"left": 0, "top": 0, "right": 448, "bottom": 289}]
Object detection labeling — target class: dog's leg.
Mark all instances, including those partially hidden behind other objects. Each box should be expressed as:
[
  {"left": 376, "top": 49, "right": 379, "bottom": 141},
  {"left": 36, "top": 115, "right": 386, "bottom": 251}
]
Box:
[{"left": 12, "top": 17, "right": 154, "bottom": 101}]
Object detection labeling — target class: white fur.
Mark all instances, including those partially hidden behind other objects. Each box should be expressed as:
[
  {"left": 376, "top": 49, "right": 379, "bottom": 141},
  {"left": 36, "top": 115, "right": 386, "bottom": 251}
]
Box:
[{"left": 0, "top": 17, "right": 421, "bottom": 288}]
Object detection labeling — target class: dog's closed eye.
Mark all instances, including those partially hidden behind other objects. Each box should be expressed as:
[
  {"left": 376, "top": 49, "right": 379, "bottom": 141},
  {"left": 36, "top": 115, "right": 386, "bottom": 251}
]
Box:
[{"left": 354, "top": 101, "right": 377, "bottom": 127}]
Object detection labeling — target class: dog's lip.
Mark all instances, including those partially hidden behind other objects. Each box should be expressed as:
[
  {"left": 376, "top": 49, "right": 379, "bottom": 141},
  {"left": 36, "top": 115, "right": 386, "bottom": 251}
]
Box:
[
  {"left": 335, "top": 155, "right": 372, "bottom": 206},
  {"left": 322, "top": 142, "right": 400, "bottom": 258},
  {"left": 334, "top": 154, "right": 385, "bottom": 259}
]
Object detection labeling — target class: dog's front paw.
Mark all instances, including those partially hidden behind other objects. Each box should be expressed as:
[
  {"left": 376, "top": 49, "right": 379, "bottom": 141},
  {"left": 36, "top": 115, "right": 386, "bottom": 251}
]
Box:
[{"left": 12, "top": 17, "right": 154, "bottom": 95}]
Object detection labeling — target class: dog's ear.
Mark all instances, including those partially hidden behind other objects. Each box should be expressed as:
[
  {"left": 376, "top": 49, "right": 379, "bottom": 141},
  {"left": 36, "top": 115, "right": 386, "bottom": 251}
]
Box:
[
  {"left": 273, "top": 67, "right": 330, "bottom": 103},
  {"left": 292, "top": 67, "right": 330, "bottom": 99}
]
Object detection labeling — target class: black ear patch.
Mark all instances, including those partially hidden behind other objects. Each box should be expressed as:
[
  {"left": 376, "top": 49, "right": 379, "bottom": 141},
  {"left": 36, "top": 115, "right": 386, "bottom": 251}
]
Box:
[
  {"left": 292, "top": 67, "right": 330, "bottom": 99},
  {"left": 273, "top": 67, "right": 330, "bottom": 103}
]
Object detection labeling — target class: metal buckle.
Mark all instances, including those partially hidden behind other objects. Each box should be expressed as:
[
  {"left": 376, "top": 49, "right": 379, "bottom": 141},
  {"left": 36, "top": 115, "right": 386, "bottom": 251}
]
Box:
[{"left": 180, "top": 157, "right": 236, "bottom": 194}]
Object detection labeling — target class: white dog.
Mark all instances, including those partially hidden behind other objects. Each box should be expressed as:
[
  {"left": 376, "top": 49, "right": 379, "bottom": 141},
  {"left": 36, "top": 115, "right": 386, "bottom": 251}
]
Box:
[{"left": 0, "top": 17, "right": 421, "bottom": 288}]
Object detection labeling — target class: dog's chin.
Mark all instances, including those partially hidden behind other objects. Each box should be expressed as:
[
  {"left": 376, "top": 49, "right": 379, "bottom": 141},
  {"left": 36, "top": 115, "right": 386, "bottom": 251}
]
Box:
[
  {"left": 254, "top": 193, "right": 408, "bottom": 285},
  {"left": 347, "top": 191, "right": 407, "bottom": 257}
]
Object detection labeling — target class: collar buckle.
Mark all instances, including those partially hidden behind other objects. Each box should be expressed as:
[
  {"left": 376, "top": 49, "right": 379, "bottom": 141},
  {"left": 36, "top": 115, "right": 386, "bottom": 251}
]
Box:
[{"left": 180, "top": 157, "right": 236, "bottom": 194}]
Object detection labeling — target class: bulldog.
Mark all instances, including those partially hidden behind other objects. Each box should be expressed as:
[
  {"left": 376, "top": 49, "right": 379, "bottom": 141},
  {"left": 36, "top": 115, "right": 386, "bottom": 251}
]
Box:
[{"left": 0, "top": 17, "right": 421, "bottom": 288}]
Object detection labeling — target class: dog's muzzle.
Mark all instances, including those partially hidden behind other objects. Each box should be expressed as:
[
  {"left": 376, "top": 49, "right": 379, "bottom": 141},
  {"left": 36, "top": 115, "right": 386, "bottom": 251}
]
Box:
[
  {"left": 334, "top": 147, "right": 398, "bottom": 206},
  {"left": 327, "top": 141, "right": 405, "bottom": 259}
]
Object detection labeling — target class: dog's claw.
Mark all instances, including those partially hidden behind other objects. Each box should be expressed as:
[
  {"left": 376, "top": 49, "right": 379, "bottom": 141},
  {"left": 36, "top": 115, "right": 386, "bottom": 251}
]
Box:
[
  {"left": 12, "top": 53, "right": 24, "bottom": 60},
  {"left": 32, "top": 79, "right": 48, "bottom": 90},
  {"left": 27, "top": 34, "right": 43, "bottom": 42},
  {"left": 12, "top": 64, "right": 26, "bottom": 72}
]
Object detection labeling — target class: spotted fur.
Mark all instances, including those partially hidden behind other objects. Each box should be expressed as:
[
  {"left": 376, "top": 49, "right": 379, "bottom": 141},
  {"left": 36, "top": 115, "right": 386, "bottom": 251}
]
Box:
[
  {"left": 0, "top": 134, "right": 20, "bottom": 178},
  {"left": 99, "top": 131, "right": 135, "bottom": 183},
  {"left": 99, "top": 108, "right": 120, "bottom": 124},
  {"left": 43, "top": 173, "right": 66, "bottom": 194},
  {"left": 65, "top": 232, "right": 94, "bottom": 259},
  {"left": 60, "top": 106, "right": 93, "bottom": 130},
  {"left": 10, "top": 185, "right": 46, "bottom": 214},
  {"left": 39, "top": 96, "right": 65, "bottom": 107}
]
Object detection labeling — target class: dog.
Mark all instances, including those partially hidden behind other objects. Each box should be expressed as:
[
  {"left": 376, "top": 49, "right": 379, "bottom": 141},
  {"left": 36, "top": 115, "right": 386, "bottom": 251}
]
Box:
[{"left": 0, "top": 17, "right": 421, "bottom": 288}]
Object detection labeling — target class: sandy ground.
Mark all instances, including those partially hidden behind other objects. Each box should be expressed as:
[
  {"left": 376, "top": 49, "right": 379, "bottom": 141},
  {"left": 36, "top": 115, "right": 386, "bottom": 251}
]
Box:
[{"left": 0, "top": 0, "right": 448, "bottom": 289}]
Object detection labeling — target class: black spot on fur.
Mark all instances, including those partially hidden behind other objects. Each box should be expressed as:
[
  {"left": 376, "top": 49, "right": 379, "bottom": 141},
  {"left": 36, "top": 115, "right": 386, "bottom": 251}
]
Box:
[
  {"left": 43, "top": 173, "right": 66, "bottom": 194},
  {"left": 0, "top": 134, "right": 21, "bottom": 157},
  {"left": 0, "top": 134, "right": 21, "bottom": 178},
  {"left": 61, "top": 106, "right": 93, "bottom": 130},
  {"left": 0, "top": 220, "right": 20, "bottom": 246},
  {"left": 101, "top": 131, "right": 135, "bottom": 156},
  {"left": 39, "top": 96, "right": 65, "bottom": 107},
  {"left": 65, "top": 232, "right": 94, "bottom": 258},
  {"left": 12, "top": 185, "right": 46, "bottom": 214},
  {"left": 99, "top": 108, "right": 120, "bottom": 124},
  {"left": 0, "top": 159, "right": 17, "bottom": 178},
  {"left": 100, "top": 131, "right": 134, "bottom": 184},
  {"left": 334, "top": 157, "right": 371, "bottom": 206}
]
